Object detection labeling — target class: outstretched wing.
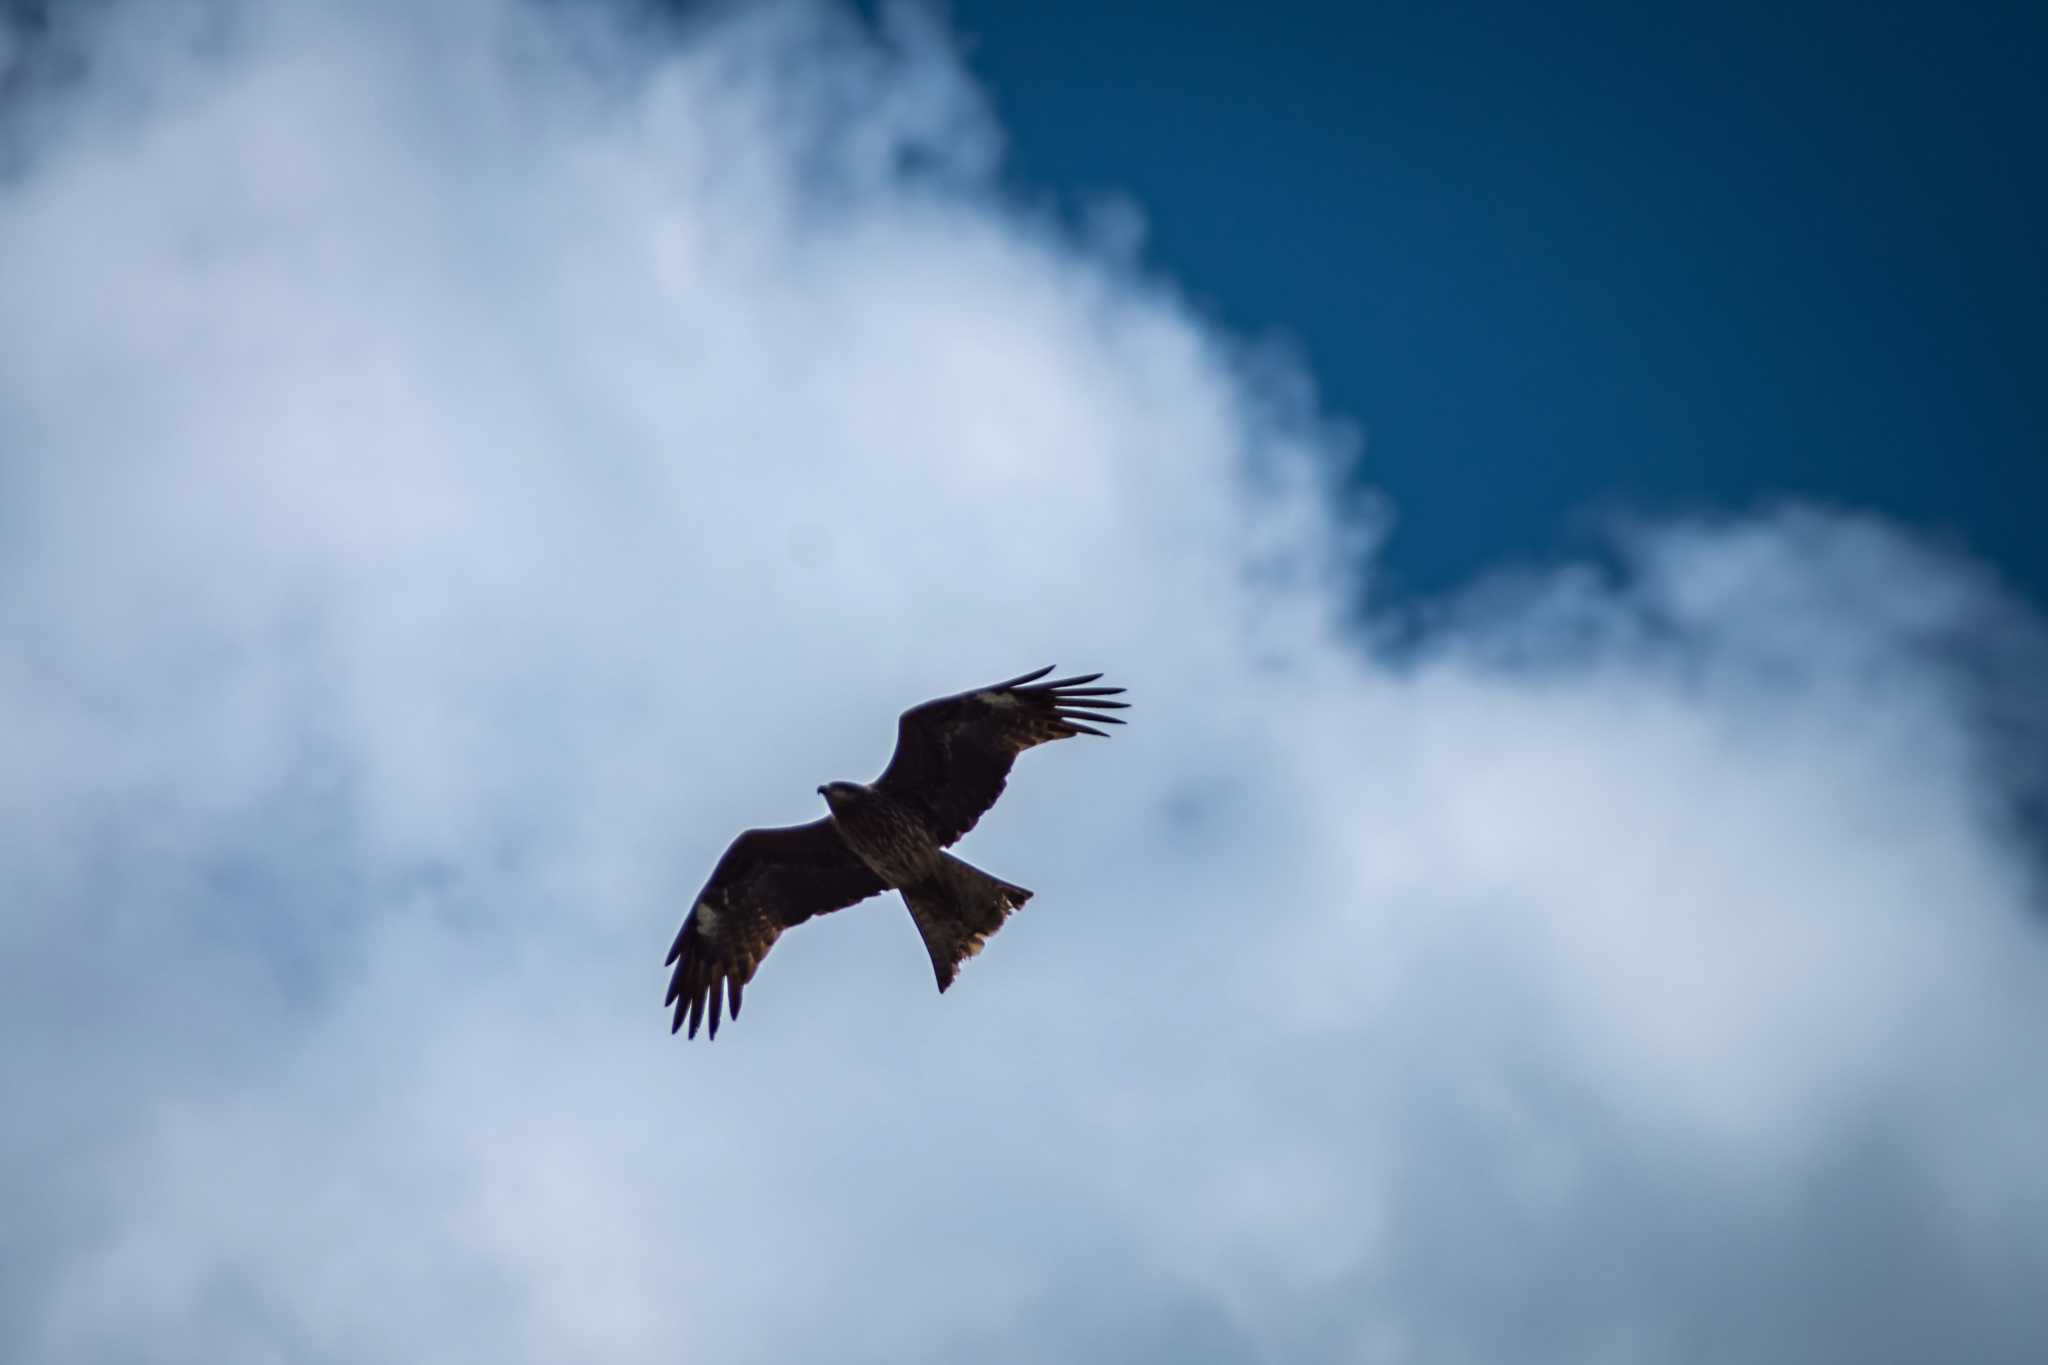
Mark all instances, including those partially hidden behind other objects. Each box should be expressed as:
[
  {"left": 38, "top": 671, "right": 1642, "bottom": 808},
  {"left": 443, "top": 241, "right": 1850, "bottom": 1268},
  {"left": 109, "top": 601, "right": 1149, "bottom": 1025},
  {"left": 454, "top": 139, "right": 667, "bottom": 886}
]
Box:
[
  {"left": 874, "top": 666, "right": 1128, "bottom": 847},
  {"left": 665, "top": 819, "right": 886, "bottom": 1039}
]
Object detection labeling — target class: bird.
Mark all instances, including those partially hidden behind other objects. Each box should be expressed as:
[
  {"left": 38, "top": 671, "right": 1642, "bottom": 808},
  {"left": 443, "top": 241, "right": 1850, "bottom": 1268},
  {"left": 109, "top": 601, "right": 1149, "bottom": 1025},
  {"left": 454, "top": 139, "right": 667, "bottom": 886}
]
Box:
[{"left": 663, "top": 666, "right": 1128, "bottom": 1039}]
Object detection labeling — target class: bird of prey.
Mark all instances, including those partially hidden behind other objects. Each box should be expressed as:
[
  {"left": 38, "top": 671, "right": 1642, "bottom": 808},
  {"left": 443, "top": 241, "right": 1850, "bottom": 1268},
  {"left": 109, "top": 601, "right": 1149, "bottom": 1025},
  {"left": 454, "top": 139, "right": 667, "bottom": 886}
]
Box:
[{"left": 663, "top": 666, "right": 1128, "bottom": 1039}]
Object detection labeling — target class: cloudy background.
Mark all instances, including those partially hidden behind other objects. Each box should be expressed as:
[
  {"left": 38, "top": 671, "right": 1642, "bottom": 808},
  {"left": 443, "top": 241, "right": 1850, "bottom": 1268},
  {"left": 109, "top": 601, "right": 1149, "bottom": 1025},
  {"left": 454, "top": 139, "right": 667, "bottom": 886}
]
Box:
[{"left": 4, "top": 2, "right": 2045, "bottom": 1361}]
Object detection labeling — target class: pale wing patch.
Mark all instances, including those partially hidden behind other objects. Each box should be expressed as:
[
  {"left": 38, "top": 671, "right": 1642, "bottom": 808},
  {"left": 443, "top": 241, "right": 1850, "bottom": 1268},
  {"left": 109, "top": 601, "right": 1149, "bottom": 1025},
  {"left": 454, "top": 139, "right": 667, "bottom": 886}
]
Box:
[{"left": 694, "top": 899, "right": 720, "bottom": 937}]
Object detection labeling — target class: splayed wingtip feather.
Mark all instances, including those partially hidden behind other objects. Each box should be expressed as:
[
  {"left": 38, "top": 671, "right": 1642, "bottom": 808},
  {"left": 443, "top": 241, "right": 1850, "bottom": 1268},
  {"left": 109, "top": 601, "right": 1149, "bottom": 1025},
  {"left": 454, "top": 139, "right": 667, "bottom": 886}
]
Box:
[{"left": 992, "top": 665, "right": 1056, "bottom": 689}]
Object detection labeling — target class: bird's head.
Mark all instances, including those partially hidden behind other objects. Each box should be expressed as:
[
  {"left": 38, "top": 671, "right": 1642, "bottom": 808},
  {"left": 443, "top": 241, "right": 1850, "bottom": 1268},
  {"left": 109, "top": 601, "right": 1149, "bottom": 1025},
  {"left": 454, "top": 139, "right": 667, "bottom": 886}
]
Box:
[{"left": 817, "top": 780, "right": 866, "bottom": 809}]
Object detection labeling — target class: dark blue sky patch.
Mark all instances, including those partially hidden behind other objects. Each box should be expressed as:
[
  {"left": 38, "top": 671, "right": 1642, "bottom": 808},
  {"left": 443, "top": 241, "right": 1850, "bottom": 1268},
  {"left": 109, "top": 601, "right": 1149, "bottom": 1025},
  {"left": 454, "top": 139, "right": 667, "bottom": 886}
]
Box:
[{"left": 939, "top": 0, "right": 2046, "bottom": 603}]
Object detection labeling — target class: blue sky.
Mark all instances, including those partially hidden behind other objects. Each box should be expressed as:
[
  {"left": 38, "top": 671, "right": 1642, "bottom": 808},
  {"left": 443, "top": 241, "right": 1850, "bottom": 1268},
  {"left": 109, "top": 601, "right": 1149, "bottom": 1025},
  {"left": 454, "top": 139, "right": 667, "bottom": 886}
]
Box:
[
  {"left": 944, "top": 0, "right": 2046, "bottom": 600},
  {"left": 2, "top": 3, "right": 2045, "bottom": 1362}
]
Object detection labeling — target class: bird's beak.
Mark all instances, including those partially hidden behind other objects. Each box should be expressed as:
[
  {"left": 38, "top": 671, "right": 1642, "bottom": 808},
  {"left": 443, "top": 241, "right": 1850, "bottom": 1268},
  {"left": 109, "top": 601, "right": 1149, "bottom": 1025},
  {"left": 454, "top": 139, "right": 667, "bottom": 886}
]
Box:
[{"left": 816, "top": 785, "right": 827, "bottom": 796}]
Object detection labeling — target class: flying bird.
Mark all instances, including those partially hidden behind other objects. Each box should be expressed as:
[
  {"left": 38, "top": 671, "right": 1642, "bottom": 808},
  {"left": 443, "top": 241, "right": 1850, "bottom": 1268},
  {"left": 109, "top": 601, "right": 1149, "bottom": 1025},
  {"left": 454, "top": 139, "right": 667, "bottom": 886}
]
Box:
[{"left": 664, "top": 666, "right": 1128, "bottom": 1039}]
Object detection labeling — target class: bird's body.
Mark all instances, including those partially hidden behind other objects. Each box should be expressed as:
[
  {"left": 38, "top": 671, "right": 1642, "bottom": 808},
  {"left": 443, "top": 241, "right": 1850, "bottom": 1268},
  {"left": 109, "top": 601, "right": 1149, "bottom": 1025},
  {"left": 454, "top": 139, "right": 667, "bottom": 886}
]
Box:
[
  {"left": 818, "top": 781, "right": 939, "bottom": 887},
  {"left": 664, "top": 667, "right": 1127, "bottom": 1039}
]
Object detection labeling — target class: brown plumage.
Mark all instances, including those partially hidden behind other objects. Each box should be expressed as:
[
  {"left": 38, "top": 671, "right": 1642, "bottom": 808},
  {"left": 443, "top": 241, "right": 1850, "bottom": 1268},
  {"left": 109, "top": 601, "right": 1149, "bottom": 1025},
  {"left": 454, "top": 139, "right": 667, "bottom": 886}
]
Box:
[{"left": 664, "top": 666, "right": 1127, "bottom": 1039}]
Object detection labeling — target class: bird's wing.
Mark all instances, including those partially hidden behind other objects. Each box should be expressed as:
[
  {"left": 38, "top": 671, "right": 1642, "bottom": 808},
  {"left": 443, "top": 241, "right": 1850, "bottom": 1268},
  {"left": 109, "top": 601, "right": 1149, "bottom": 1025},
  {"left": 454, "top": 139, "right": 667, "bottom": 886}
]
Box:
[
  {"left": 873, "top": 666, "right": 1128, "bottom": 847},
  {"left": 664, "top": 819, "right": 886, "bottom": 1039}
]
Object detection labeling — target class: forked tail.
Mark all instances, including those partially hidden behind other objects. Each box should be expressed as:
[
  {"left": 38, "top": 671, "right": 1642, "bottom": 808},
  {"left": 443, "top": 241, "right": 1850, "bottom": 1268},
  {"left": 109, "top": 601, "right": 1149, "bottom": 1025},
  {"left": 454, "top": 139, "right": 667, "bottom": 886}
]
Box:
[{"left": 900, "top": 853, "right": 1033, "bottom": 992}]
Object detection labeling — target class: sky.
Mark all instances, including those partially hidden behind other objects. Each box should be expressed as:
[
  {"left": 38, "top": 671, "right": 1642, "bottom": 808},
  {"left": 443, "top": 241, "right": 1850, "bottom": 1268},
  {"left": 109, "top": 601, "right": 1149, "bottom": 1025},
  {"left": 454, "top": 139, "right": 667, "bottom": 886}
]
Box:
[
  {"left": 2, "top": 2, "right": 2045, "bottom": 1363},
  {"left": 942, "top": 0, "right": 2048, "bottom": 603}
]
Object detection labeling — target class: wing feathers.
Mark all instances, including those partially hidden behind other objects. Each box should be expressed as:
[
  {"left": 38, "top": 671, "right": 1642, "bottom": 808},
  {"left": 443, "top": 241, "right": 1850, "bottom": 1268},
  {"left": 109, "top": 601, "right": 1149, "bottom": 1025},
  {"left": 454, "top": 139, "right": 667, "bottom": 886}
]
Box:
[
  {"left": 989, "top": 664, "right": 1057, "bottom": 689},
  {"left": 874, "top": 665, "right": 1130, "bottom": 847},
  {"left": 664, "top": 819, "right": 886, "bottom": 1040}
]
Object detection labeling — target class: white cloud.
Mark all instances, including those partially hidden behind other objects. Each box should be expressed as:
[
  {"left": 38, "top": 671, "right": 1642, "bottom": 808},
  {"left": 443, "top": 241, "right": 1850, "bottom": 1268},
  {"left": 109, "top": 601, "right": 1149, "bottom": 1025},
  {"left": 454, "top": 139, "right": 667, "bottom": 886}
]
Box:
[{"left": 3, "top": 2, "right": 2044, "bottom": 1362}]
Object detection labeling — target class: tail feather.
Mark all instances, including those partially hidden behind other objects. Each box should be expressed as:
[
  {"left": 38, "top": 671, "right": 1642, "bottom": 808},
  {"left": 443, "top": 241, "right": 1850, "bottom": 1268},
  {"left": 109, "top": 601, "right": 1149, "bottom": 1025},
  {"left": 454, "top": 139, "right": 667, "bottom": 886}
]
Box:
[{"left": 900, "top": 854, "right": 1033, "bottom": 992}]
